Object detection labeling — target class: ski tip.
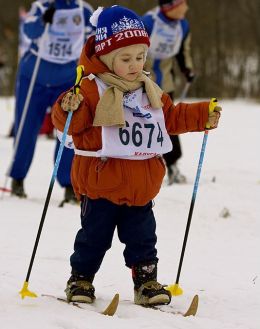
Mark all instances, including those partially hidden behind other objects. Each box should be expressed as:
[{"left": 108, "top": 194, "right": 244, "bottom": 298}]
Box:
[
  {"left": 102, "top": 293, "right": 119, "bottom": 316},
  {"left": 183, "top": 294, "right": 199, "bottom": 317}
]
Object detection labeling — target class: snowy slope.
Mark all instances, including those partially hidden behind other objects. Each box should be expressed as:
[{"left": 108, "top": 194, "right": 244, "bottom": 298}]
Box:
[{"left": 0, "top": 98, "right": 259, "bottom": 329}]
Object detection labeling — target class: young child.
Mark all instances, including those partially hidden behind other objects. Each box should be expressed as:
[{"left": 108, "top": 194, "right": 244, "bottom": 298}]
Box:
[{"left": 52, "top": 5, "right": 221, "bottom": 306}]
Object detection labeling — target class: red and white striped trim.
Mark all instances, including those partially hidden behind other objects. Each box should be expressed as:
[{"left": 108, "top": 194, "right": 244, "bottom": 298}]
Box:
[{"left": 95, "top": 28, "right": 150, "bottom": 56}]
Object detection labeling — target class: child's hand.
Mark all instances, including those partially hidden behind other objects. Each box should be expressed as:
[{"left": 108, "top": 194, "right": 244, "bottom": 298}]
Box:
[
  {"left": 205, "top": 98, "right": 222, "bottom": 129},
  {"left": 183, "top": 68, "right": 195, "bottom": 83},
  {"left": 61, "top": 91, "right": 84, "bottom": 112}
]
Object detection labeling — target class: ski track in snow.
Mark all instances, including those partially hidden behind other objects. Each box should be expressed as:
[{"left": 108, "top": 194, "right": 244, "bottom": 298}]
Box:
[{"left": 0, "top": 98, "right": 259, "bottom": 329}]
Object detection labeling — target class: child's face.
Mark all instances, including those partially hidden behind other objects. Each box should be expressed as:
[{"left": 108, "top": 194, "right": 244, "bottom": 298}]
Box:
[
  {"left": 113, "top": 45, "right": 146, "bottom": 81},
  {"left": 164, "top": 1, "right": 188, "bottom": 20}
]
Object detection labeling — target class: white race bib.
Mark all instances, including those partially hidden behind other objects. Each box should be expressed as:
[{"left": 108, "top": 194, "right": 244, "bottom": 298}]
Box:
[
  {"left": 95, "top": 78, "right": 172, "bottom": 160},
  {"left": 148, "top": 9, "right": 183, "bottom": 60},
  {"left": 40, "top": 7, "right": 84, "bottom": 63}
]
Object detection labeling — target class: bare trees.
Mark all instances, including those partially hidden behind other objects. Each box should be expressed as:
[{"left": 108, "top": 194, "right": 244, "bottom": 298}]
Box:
[
  {"left": 0, "top": 0, "right": 259, "bottom": 98},
  {"left": 189, "top": 0, "right": 260, "bottom": 98}
]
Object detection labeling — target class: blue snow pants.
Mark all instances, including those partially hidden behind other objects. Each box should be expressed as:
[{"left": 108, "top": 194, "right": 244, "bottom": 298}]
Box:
[
  {"left": 10, "top": 74, "right": 74, "bottom": 187},
  {"left": 70, "top": 197, "right": 158, "bottom": 277}
]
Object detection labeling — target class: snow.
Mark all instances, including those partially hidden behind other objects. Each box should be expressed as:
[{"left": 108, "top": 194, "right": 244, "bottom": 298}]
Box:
[{"left": 0, "top": 97, "right": 259, "bottom": 329}]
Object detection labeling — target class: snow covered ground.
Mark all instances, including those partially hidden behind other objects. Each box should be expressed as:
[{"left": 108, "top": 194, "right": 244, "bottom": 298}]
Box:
[{"left": 0, "top": 97, "right": 259, "bottom": 329}]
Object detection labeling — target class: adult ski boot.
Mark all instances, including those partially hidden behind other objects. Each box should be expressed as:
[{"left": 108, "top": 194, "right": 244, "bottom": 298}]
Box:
[
  {"left": 11, "top": 179, "right": 27, "bottom": 198},
  {"left": 168, "top": 164, "right": 186, "bottom": 185}
]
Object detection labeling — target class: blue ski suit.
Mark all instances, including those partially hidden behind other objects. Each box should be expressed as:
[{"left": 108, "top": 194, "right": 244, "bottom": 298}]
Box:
[
  {"left": 141, "top": 7, "right": 193, "bottom": 170},
  {"left": 10, "top": 0, "right": 93, "bottom": 187},
  {"left": 142, "top": 7, "right": 192, "bottom": 93}
]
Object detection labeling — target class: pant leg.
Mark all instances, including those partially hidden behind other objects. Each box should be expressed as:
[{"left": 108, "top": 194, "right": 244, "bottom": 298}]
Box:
[
  {"left": 117, "top": 201, "right": 158, "bottom": 268},
  {"left": 49, "top": 82, "right": 75, "bottom": 187},
  {"left": 163, "top": 91, "right": 182, "bottom": 168},
  {"left": 70, "top": 197, "right": 119, "bottom": 277},
  {"left": 39, "top": 111, "right": 53, "bottom": 135},
  {"left": 163, "top": 134, "right": 182, "bottom": 168},
  {"left": 54, "top": 140, "right": 74, "bottom": 187},
  {"left": 10, "top": 75, "right": 50, "bottom": 179}
]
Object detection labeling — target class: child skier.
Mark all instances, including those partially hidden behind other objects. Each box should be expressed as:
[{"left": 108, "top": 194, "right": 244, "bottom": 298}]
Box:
[{"left": 52, "top": 5, "right": 221, "bottom": 306}]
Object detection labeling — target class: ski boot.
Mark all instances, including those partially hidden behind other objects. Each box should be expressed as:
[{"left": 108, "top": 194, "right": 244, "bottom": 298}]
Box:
[
  {"left": 65, "top": 272, "right": 95, "bottom": 303},
  {"left": 59, "top": 185, "right": 78, "bottom": 207},
  {"left": 168, "top": 164, "right": 186, "bottom": 185},
  {"left": 11, "top": 179, "right": 27, "bottom": 198},
  {"left": 132, "top": 262, "right": 171, "bottom": 306}
]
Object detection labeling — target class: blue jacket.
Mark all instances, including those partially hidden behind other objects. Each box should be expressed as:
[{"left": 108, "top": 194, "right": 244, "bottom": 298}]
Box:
[
  {"left": 19, "top": 0, "right": 94, "bottom": 86},
  {"left": 142, "top": 8, "right": 190, "bottom": 72},
  {"left": 142, "top": 8, "right": 193, "bottom": 92},
  {"left": 143, "top": 9, "right": 189, "bottom": 39}
]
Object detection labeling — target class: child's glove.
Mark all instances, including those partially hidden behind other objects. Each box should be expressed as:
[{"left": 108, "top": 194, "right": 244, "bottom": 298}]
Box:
[
  {"left": 205, "top": 98, "right": 222, "bottom": 129},
  {"left": 183, "top": 68, "right": 195, "bottom": 83},
  {"left": 61, "top": 91, "right": 84, "bottom": 112},
  {"left": 42, "top": 5, "right": 56, "bottom": 24}
]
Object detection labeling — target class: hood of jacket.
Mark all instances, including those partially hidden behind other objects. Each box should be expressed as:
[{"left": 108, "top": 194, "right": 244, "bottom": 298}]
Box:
[{"left": 78, "top": 35, "right": 111, "bottom": 76}]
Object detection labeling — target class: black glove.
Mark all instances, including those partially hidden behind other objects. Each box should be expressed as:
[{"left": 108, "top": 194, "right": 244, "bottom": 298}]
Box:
[
  {"left": 183, "top": 68, "right": 195, "bottom": 83},
  {"left": 42, "top": 5, "right": 56, "bottom": 24}
]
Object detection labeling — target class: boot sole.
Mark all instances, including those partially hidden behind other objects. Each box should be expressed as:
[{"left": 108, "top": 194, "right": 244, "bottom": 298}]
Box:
[
  {"left": 134, "top": 292, "right": 170, "bottom": 306},
  {"left": 70, "top": 295, "right": 94, "bottom": 303}
]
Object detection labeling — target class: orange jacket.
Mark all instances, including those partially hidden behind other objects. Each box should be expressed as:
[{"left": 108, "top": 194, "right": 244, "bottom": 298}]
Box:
[{"left": 52, "top": 36, "right": 210, "bottom": 206}]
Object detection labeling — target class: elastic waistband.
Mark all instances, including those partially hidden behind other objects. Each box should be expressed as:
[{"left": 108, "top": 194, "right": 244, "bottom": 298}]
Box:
[{"left": 74, "top": 149, "right": 98, "bottom": 157}]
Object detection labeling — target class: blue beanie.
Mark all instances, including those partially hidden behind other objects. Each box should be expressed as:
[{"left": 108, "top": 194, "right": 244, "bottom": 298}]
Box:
[{"left": 90, "top": 6, "right": 150, "bottom": 56}]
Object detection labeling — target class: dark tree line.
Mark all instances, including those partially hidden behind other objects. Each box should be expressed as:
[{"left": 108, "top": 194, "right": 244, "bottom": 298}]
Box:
[{"left": 0, "top": 0, "right": 259, "bottom": 99}]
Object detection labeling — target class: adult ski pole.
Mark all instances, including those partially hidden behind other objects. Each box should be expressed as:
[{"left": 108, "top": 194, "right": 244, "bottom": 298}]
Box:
[
  {"left": 19, "top": 65, "right": 84, "bottom": 299},
  {"left": 179, "top": 82, "right": 191, "bottom": 102},
  {"left": 166, "top": 98, "right": 218, "bottom": 296}
]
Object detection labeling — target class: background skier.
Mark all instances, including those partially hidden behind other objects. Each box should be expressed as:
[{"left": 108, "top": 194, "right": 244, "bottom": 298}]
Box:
[
  {"left": 10, "top": 0, "right": 94, "bottom": 203},
  {"left": 142, "top": 0, "right": 195, "bottom": 184}
]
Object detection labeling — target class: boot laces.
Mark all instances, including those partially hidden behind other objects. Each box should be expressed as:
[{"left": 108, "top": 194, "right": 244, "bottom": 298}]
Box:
[
  {"left": 69, "top": 280, "right": 94, "bottom": 291},
  {"left": 143, "top": 280, "right": 163, "bottom": 290}
]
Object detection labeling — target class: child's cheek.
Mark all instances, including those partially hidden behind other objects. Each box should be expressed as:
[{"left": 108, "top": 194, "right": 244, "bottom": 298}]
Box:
[{"left": 114, "top": 67, "right": 126, "bottom": 77}]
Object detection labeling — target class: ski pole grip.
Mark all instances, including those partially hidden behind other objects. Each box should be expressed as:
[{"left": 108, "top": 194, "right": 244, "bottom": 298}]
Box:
[
  {"left": 206, "top": 97, "right": 218, "bottom": 129},
  {"left": 73, "top": 65, "right": 84, "bottom": 95}
]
